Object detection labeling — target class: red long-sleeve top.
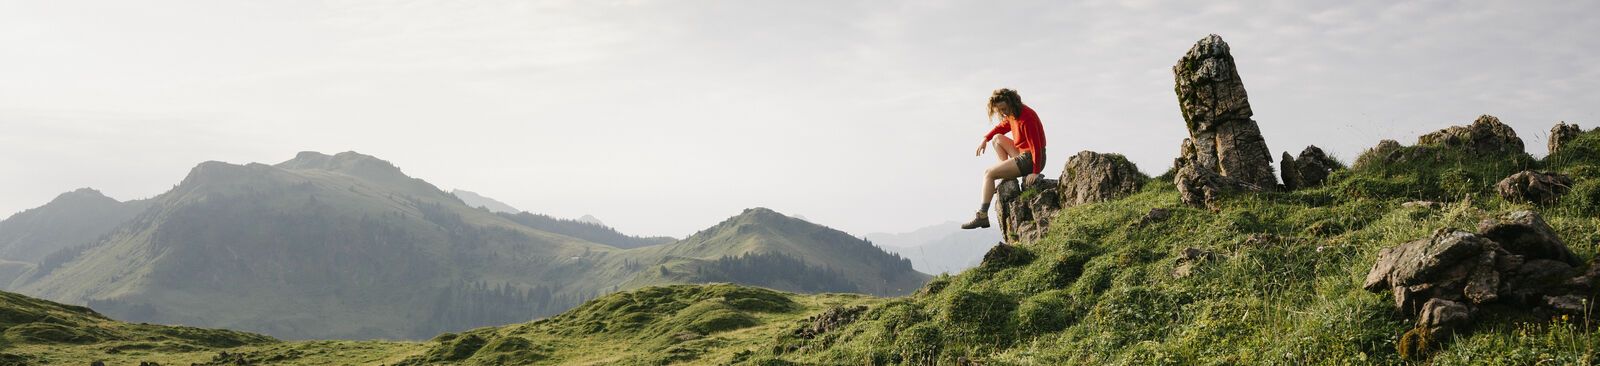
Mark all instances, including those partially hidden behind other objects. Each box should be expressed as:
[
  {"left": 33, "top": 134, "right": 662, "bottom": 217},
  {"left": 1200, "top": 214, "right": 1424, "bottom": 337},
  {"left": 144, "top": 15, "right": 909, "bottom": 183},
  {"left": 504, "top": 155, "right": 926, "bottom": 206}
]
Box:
[{"left": 983, "top": 105, "right": 1047, "bottom": 174}]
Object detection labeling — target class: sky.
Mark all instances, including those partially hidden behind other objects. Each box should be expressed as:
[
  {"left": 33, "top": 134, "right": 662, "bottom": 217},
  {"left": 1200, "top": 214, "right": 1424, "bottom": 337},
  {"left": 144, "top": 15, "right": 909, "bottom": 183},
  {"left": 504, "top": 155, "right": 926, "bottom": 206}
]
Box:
[{"left": 2, "top": 1, "right": 1598, "bottom": 238}]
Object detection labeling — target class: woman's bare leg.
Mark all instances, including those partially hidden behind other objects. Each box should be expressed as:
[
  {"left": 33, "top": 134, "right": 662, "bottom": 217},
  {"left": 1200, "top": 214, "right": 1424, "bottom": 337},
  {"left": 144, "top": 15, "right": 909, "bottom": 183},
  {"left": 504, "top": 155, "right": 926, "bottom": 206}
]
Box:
[
  {"left": 991, "top": 135, "right": 1021, "bottom": 162},
  {"left": 981, "top": 158, "right": 1024, "bottom": 210}
]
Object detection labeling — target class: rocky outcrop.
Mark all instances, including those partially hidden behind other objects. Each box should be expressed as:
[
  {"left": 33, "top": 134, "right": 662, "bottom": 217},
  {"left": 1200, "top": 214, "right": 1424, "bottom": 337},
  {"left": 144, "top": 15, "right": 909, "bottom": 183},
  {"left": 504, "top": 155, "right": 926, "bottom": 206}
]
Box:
[
  {"left": 1059, "top": 151, "right": 1145, "bottom": 207},
  {"left": 1364, "top": 211, "right": 1596, "bottom": 341},
  {"left": 1279, "top": 145, "right": 1342, "bottom": 191},
  {"left": 1171, "top": 34, "right": 1276, "bottom": 208},
  {"left": 994, "top": 152, "right": 1148, "bottom": 243},
  {"left": 1416, "top": 115, "right": 1525, "bottom": 156},
  {"left": 1495, "top": 170, "right": 1574, "bottom": 206},
  {"left": 995, "top": 178, "right": 1061, "bottom": 243},
  {"left": 791, "top": 305, "right": 867, "bottom": 339},
  {"left": 1549, "top": 122, "right": 1582, "bottom": 156}
]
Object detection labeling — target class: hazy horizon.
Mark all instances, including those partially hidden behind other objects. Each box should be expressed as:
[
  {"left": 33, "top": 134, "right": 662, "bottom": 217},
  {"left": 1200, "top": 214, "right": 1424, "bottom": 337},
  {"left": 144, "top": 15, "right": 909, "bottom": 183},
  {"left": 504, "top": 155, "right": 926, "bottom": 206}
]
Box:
[{"left": 4, "top": 1, "right": 1597, "bottom": 238}]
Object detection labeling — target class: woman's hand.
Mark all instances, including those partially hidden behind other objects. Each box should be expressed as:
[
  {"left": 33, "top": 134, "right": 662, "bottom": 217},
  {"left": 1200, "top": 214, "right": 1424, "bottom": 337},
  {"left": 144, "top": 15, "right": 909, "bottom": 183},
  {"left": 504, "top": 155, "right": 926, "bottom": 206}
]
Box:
[{"left": 976, "top": 138, "right": 988, "bottom": 156}]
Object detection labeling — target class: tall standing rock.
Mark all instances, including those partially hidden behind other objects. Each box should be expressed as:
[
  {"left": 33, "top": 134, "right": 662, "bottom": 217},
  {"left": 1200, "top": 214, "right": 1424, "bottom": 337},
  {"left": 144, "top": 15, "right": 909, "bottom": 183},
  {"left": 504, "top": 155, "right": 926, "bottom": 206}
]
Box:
[
  {"left": 1172, "top": 34, "right": 1276, "bottom": 208},
  {"left": 1549, "top": 122, "right": 1582, "bottom": 156}
]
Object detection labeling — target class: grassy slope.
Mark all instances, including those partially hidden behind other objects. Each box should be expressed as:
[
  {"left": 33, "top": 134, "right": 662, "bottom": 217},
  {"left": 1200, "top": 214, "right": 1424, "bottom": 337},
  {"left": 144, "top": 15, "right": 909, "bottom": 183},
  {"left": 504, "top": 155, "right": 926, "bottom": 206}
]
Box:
[
  {"left": 0, "top": 290, "right": 307, "bottom": 365},
  {"left": 752, "top": 128, "right": 1600, "bottom": 365},
  {"left": 394, "top": 284, "right": 882, "bottom": 365}
]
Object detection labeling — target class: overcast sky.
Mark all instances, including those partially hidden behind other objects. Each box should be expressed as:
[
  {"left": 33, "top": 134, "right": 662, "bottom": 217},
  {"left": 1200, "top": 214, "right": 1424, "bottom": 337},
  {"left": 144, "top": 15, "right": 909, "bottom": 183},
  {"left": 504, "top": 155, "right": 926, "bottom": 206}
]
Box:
[{"left": 2, "top": 1, "right": 1597, "bottom": 238}]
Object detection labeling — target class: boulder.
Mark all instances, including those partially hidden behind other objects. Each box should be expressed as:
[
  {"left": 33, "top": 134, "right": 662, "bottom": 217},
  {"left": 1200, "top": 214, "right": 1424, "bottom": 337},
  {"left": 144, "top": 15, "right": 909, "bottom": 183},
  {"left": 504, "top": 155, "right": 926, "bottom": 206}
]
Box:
[
  {"left": 1280, "top": 145, "right": 1342, "bottom": 190},
  {"left": 1417, "top": 298, "right": 1471, "bottom": 338},
  {"left": 1416, "top": 115, "right": 1525, "bottom": 156},
  {"left": 1549, "top": 122, "right": 1582, "bottom": 156},
  {"left": 1495, "top": 170, "right": 1574, "bottom": 206},
  {"left": 1172, "top": 34, "right": 1276, "bottom": 208},
  {"left": 1476, "top": 210, "right": 1581, "bottom": 266},
  {"left": 994, "top": 178, "right": 1061, "bottom": 243},
  {"left": 1059, "top": 151, "right": 1145, "bottom": 207},
  {"left": 1366, "top": 218, "right": 1599, "bottom": 343}
]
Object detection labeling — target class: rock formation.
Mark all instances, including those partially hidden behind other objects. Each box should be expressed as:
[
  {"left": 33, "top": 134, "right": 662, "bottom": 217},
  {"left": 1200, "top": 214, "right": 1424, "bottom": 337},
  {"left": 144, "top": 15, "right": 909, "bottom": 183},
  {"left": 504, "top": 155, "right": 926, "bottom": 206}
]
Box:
[
  {"left": 994, "top": 178, "right": 1060, "bottom": 243},
  {"left": 1171, "top": 34, "right": 1276, "bottom": 208},
  {"left": 1549, "top": 122, "right": 1582, "bottom": 156},
  {"left": 1416, "top": 115, "right": 1525, "bottom": 155},
  {"left": 1279, "top": 145, "right": 1342, "bottom": 191},
  {"left": 1059, "top": 151, "right": 1145, "bottom": 207},
  {"left": 1364, "top": 211, "right": 1596, "bottom": 340},
  {"left": 1495, "top": 170, "right": 1574, "bottom": 206},
  {"left": 993, "top": 152, "right": 1148, "bottom": 243}
]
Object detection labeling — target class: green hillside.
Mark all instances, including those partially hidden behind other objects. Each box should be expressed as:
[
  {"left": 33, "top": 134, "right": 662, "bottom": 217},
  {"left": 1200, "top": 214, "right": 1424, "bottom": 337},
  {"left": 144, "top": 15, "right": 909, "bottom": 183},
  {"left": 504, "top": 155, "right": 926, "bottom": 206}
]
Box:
[
  {"left": 627, "top": 208, "right": 930, "bottom": 297},
  {"left": 394, "top": 283, "right": 880, "bottom": 365},
  {"left": 0, "top": 188, "right": 149, "bottom": 263},
  {"left": 3, "top": 151, "right": 928, "bottom": 342},
  {"left": 739, "top": 128, "right": 1600, "bottom": 364}
]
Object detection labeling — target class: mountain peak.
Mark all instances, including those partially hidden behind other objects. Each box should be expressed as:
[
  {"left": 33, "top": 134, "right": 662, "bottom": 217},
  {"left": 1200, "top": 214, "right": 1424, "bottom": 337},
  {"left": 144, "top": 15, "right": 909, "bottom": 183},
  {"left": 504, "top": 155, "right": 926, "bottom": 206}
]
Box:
[
  {"left": 53, "top": 188, "right": 115, "bottom": 204},
  {"left": 275, "top": 151, "right": 414, "bottom": 185}
]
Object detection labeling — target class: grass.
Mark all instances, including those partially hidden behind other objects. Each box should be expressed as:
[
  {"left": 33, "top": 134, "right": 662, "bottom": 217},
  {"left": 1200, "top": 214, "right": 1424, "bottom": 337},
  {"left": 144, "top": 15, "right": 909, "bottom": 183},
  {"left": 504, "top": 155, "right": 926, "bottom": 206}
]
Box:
[{"left": 751, "top": 128, "right": 1600, "bottom": 365}]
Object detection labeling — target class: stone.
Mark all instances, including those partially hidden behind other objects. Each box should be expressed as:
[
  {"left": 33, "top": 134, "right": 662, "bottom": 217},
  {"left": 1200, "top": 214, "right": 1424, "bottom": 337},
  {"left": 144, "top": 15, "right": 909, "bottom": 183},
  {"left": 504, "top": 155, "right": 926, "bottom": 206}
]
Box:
[
  {"left": 1171, "top": 34, "right": 1276, "bottom": 208},
  {"left": 1544, "top": 294, "right": 1586, "bottom": 315},
  {"left": 1353, "top": 139, "right": 1404, "bottom": 169},
  {"left": 1058, "top": 151, "right": 1145, "bottom": 207},
  {"left": 1495, "top": 170, "right": 1574, "bottom": 206},
  {"left": 994, "top": 177, "right": 1062, "bottom": 243},
  {"left": 1133, "top": 208, "right": 1171, "bottom": 228},
  {"left": 792, "top": 305, "right": 868, "bottom": 339},
  {"left": 1416, "top": 115, "right": 1525, "bottom": 156},
  {"left": 1550, "top": 122, "right": 1582, "bottom": 156},
  {"left": 980, "top": 242, "right": 1035, "bottom": 269},
  {"left": 1280, "top": 145, "right": 1342, "bottom": 190},
  {"left": 1477, "top": 210, "right": 1581, "bottom": 265},
  {"left": 1417, "top": 298, "right": 1471, "bottom": 338},
  {"left": 1401, "top": 201, "right": 1443, "bottom": 209}
]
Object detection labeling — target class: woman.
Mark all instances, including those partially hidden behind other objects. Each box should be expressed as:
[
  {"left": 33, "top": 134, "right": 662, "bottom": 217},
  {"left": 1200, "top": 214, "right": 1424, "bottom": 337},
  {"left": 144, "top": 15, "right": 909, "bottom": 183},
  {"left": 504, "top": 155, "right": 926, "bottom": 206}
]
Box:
[{"left": 962, "top": 88, "right": 1046, "bottom": 230}]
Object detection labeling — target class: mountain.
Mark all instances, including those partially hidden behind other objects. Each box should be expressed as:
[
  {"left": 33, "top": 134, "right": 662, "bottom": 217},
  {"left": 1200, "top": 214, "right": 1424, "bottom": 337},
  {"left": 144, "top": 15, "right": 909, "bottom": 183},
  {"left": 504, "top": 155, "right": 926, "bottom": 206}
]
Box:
[
  {"left": 0, "top": 188, "right": 150, "bottom": 263},
  {"left": 7, "top": 151, "right": 638, "bottom": 340},
  {"left": 497, "top": 211, "right": 675, "bottom": 249},
  {"left": 577, "top": 214, "right": 603, "bottom": 226},
  {"left": 866, "top": 221, "right": 1000, "bottom": 274},
  {"left": 3, "top": 151, "right": 927, "bottom": 341},
  {"left": 626, "top": 208, "right": 930, "bottom": 297},
  {"left": 450, "top": 189, "right": 520, "bottom": 214}
]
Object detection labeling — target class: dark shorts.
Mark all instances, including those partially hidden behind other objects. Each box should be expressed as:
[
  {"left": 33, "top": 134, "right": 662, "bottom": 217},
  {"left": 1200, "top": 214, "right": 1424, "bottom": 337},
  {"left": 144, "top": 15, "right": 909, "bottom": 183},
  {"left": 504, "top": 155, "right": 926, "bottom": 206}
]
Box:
[{"left": 1014, "top": 149, "right": 1045, "bottom": 174}]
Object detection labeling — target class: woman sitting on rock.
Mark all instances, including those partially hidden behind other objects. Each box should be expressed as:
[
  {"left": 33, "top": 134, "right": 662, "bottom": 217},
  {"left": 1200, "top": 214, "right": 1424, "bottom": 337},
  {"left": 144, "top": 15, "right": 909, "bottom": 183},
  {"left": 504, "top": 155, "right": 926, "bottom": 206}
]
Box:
[{"left": 963, "top": 88, "right": 1047, "bottom": 230}]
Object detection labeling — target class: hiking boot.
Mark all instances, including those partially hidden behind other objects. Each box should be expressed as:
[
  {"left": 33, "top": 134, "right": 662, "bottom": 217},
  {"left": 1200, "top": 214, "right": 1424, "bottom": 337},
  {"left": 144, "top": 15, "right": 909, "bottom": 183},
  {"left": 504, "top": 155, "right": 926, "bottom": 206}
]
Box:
[{"left": 960, "top": 211, "right": 990, "bottom": 229}]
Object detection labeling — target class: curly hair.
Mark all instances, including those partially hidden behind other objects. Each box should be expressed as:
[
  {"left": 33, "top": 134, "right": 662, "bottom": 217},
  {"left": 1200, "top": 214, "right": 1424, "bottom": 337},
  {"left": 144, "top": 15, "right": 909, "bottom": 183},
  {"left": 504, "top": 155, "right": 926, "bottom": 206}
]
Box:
[{"left": 987, "top": 88, "right": 1023, "bottom": 122}]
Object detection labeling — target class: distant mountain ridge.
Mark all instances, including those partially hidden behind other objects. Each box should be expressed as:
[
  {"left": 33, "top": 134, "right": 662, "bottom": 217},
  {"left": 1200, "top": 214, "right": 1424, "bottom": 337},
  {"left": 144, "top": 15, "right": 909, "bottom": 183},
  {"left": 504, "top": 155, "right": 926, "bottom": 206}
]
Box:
[
  {"left": 0, "top": 188, "right": 150, "bottom": 263},
  {"left": 627, "top": 208, "right": 929, "bottom": 297},
  {"left": 450, "top": 189, "right": 521, "bottom": 213},
  {"left": 1, "top": 151, "right": 927, "bottom": 340},
  {"left": 866, "top": 222, "right": 1000, "bottom": 274}
]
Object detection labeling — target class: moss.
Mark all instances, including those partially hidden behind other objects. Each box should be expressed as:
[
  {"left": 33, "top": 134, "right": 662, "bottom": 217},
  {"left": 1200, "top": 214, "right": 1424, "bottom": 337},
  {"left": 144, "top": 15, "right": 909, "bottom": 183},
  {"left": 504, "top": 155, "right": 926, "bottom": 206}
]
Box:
[{"left": 1397, "top": 327, "right": 1433, "bottom": 361}]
